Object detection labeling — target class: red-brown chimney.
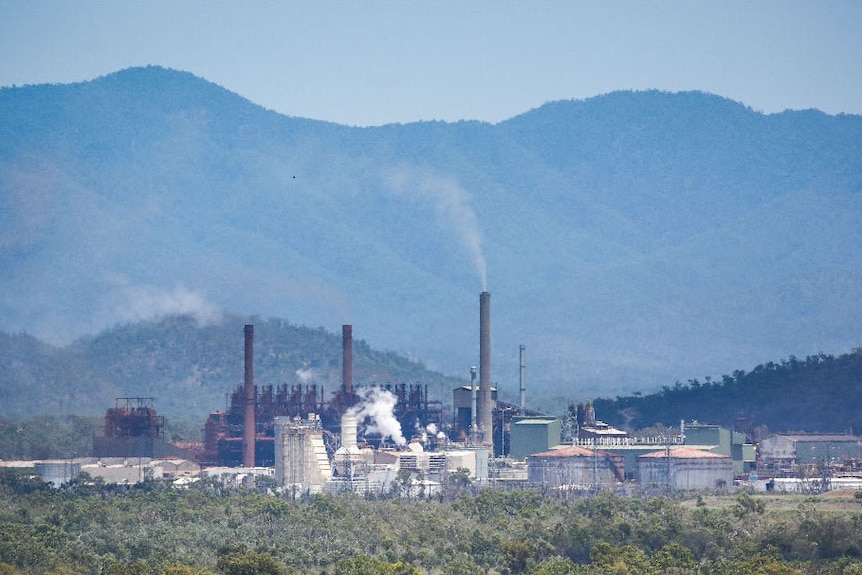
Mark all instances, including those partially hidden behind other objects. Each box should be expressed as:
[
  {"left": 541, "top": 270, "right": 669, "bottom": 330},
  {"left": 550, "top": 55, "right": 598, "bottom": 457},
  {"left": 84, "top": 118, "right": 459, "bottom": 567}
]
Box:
[{"left": 243, "top": 324, "right": 255, "bottom": 467}]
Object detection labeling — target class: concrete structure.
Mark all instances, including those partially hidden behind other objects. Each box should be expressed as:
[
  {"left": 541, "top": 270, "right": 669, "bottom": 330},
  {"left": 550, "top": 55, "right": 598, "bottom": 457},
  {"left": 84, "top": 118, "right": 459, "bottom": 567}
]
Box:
[
  {"left": 758, "top": 434, "right": 862, "bottom": 469},
  {"left": 444, "top": 448, "right": 490, "bottom": 483},
  {"left": 684, "top": 422, "right": 755, "bottom": 474},
  {"left": 509, "top": 417, "right": 561, "bottom": 461},
  {"left": 638, "top": 447, "right": 733, "bottom": 490},
  {"left": 273, "top": 416, "right": 331, "bottom": 496},
  {"left": 527, "top": 445, "right": 624, "bottom": 490}
]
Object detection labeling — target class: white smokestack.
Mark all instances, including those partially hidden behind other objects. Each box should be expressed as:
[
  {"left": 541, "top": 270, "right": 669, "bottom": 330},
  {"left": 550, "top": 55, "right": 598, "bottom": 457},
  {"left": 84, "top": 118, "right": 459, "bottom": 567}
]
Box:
[{"left": 341, "top": 414, "right": 358, "bottom": 449}]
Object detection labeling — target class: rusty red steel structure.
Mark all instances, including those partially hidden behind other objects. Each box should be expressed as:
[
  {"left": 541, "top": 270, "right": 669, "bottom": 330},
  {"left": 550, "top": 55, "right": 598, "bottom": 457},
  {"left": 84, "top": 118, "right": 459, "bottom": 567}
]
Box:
[
  {"left": 200, "top": 323, "right": 444, "bottom": 467},
  {"left": 103, "top": 397, "right": 164, "bottom": 438}
]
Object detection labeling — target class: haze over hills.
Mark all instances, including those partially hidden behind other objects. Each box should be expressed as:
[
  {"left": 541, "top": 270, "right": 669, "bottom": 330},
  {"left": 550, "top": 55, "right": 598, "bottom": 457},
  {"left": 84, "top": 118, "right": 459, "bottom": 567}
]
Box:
[
  {"left": 0, "top": 315, "right": 464, "bottom": 421},
  {"left": 2, "top": 66, "right": 861, "bottom": 407}
]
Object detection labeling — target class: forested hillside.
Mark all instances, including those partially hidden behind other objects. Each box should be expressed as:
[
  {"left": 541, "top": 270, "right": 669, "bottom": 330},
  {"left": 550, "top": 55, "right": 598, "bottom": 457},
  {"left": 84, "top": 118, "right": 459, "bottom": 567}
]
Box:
[
  {"left": 0, "top": 315, "right": 462, "bottom": 422},
  {"left": 593, "top": 348, "right": 862, "bottom": 434},
  {"left": 2, "top": 311, "right": 861, "bottom": 442},
  {"left": 3, "top": 67, "right": 862, "bottom": 400}
]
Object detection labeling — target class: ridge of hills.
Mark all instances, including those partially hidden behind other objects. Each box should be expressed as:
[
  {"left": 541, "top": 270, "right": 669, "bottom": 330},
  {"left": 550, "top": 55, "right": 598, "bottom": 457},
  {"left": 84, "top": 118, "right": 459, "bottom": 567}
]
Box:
[
  {"left": 0, "top": 314, "right": 463, "bottom": 422},
  {"left": 1, "top": 317, "right": 860, "bottom": 437},
  {"left": 2, "top": 66, "right": 862, "bottom": 404},
  {"left": 593, "top": 347, "right": 862, "bottom": 435}
]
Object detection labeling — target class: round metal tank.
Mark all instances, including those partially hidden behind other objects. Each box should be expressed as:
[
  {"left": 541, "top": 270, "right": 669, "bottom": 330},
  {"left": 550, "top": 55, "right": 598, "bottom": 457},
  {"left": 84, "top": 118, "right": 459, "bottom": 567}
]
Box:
[{"left": 35, "top": 461, "right": 81, "bottom": 488}]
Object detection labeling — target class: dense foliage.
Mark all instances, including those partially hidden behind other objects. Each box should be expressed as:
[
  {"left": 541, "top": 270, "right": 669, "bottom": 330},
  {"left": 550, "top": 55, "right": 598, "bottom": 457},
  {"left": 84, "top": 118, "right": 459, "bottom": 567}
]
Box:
[
  {"left": 2, "top": 470, "right": 862, "bottom": 575},
  {"left": 594, "top": 348, "right": 862, "bottom": 434},
  {"left": 0, "top": 415, "right": 99, "bottom": 460}
]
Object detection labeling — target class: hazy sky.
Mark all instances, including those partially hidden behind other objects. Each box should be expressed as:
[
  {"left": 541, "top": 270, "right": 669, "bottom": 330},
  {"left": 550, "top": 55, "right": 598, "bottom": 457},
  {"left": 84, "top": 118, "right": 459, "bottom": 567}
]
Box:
[{"left": 1, "top": 1, "right": 860, "bottom": 126}]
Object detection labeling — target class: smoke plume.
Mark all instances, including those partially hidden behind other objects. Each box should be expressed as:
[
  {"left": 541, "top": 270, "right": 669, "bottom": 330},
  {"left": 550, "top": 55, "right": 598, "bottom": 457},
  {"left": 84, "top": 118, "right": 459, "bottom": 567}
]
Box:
[
  {"left": 295, "top": 368, "right": 314, "bottom": 384},
  {"left": 347, "top": 387, "right": 407, "bottom": 447},
  {"left": 111, "top": 280, "right": 223, "bottom": 326},
  {"left": 384, "top": 167, "right": 488, "bottom": 291}
]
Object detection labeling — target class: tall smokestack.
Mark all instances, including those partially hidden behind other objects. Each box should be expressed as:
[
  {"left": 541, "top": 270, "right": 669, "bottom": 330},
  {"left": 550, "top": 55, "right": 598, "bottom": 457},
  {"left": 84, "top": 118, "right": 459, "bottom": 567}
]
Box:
[
  {"left": 479, "top": 291, "right": 493, "bottom": 446},
  {"left": 470, "top": 366, "right": 478, "bottom": 442},
  {"left": 243, "top": 324, "right": 255, "bottom": 468},
  {"left": 342, "top": 324, "right": 353, "bottom": 396},
  {"left": 519, "top": 344, "right": 526, "bottom": 410}
]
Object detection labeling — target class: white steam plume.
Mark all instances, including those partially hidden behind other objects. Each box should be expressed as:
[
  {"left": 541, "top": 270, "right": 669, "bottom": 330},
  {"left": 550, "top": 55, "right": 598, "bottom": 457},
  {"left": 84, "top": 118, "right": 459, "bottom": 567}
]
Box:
[
  {"left": 347, "top": 387, "right": 406, "bottom": 447},
  {"left": 111, "top": 280, "right": 223, "bottom": 326},
  {"left": 384, "top": 167, "right": 488, "bottom": 291},
  {"left": 295, "top": 368, "right": 314, "bottom": 384}
]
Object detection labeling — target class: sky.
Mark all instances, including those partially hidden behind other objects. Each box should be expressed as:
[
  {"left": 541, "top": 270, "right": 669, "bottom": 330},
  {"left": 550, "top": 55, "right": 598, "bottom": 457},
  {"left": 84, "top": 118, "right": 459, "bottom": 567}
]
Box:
[{"left": 1, "top": 1, "right": 860, "bottom": 127}]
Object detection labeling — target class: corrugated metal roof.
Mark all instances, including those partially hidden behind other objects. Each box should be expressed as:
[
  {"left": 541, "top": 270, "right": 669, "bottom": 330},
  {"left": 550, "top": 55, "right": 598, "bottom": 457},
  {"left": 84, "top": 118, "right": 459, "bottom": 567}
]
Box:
[{"left": 640, "top": 447, "right": 729, "bottom": 459}]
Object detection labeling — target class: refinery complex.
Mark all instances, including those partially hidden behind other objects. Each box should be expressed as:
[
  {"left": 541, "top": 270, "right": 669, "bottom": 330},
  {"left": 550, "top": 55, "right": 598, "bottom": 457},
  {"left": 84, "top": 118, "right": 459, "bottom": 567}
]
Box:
[{"left": 11, "top": 291, "right": 862, "bottom": 496}]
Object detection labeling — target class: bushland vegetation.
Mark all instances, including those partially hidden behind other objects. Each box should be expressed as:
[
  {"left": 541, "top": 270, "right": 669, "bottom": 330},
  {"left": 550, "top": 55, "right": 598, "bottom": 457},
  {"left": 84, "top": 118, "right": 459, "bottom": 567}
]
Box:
[
  {"left": 594, "top": 348, "right": 862, "bottom": 434},
  {"left": 2, "top": 469, "right": 862, "bottom": 575}
]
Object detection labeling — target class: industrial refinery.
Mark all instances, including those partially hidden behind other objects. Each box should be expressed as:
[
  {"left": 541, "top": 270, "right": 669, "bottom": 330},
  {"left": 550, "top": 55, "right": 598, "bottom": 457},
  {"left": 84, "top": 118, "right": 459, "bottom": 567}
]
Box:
[{"left": 14, "top": 290, "right": 862, "bottom": 497}]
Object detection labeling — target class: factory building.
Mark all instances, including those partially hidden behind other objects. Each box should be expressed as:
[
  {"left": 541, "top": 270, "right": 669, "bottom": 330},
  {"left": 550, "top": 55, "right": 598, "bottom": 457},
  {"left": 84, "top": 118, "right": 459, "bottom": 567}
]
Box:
[
  {"left": 509, "top": 417, "right": 562, "bottom": 461},
  {"left": 758, "top": 434, "right": 862, "bottom": 470},
  {"left": 202, "top": 324, "right": 444, "bottom": 467},
  {"left": 527, "top": 445, "right": 624, "bottom": 490},
  {"left": 638, "top": 447, "right": 733, "bottom": 491},
  {"left": 683, "top": 422, "right": 755, "bottom": 474}
]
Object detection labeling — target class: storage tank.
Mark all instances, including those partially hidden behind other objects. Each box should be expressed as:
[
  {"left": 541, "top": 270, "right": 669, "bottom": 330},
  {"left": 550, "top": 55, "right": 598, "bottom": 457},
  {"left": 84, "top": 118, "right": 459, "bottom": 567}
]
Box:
[
  {"left": 526, "top": 446, "right": 624, "bottom": 490},
  {"left": 638, "top": 447, "right": 733, "bottom": 490},
  {"left": 35, "top": 461, "right": 81, "bottom": 488}
]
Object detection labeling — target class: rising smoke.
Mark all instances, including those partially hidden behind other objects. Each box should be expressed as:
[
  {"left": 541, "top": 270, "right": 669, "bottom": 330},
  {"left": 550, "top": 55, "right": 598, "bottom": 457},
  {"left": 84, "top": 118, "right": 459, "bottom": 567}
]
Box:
[
  {"left": 347, "top": 387, "right": 407, "bottom": 447},
  {"left": 295, "top": 368, "right": 314, "bottom": 384},
  {"left": 384, "top": 167, "right": 488, "bottom": 291},
  {"left": 112, "top": 281, "right": 223, "bottom": 326}
]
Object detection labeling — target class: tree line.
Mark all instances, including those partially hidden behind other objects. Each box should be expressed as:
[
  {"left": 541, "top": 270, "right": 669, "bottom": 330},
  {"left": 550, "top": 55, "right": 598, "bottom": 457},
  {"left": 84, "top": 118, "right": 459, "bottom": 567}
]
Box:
[
  {"left": 2, "top": 469, "right": 862, "bottom": 574},
  {"left": 593, "top": 348, "right": 862, "bottom": 435}
]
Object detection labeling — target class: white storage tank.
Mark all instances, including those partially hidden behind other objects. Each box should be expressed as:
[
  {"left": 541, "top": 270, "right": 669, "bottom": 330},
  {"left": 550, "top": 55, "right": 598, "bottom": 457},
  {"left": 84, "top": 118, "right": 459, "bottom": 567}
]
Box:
[
  {"left": 638, "top": 447, "right": 733, "bottom": 490},
  {"left": 35, "top": 461, "right": 81, "bottom": 488}
]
